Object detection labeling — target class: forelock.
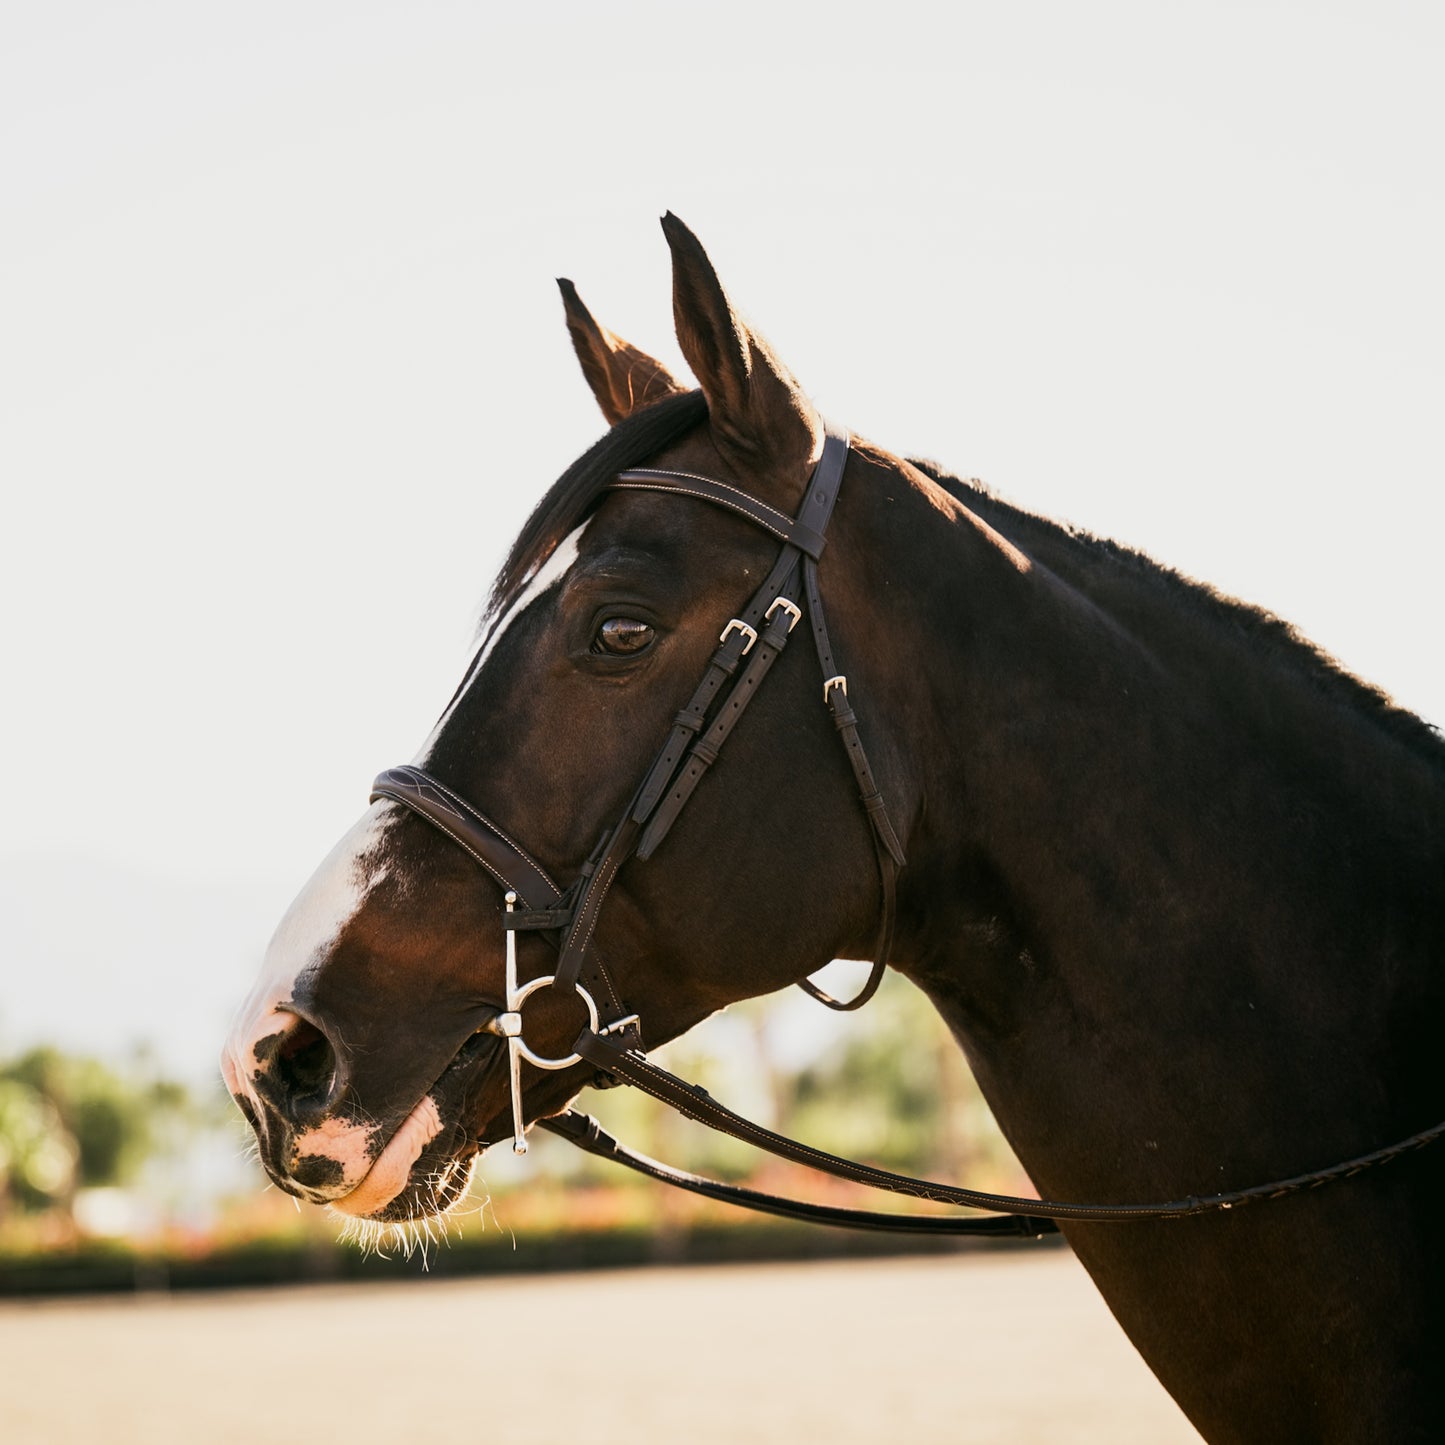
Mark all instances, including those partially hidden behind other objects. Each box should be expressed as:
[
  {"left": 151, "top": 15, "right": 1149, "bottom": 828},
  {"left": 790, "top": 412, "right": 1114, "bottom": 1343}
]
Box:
[{"left": 484, "top": 390, "right": 708, "bottom": 627}]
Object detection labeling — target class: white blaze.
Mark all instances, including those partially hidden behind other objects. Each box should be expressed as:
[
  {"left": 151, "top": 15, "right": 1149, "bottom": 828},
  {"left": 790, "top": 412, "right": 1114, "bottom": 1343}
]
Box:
[
  {"left": 223, "top": 520, "right": 588, "bottom": 1189},
  {"left": 222, "top": 801, "right": 395, "bottom": 1119},
  {"left": 414, "top": 522, "right": 589, "bottom": 764}
]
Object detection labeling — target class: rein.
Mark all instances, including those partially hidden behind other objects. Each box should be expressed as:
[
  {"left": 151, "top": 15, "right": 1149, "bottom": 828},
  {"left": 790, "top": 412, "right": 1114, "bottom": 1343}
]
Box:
[{"left": 371, "top": 430, "right": 1445, "bottom": 1239}]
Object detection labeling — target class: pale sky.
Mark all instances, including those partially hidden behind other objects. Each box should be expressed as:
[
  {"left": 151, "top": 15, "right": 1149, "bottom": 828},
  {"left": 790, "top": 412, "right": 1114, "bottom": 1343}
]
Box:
[{"left": 2, "top": 1, "right": 1441, "bottom": 1078}]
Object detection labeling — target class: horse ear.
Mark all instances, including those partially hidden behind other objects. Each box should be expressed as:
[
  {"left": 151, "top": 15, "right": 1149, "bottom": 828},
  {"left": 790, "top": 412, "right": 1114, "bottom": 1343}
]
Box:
[
  {"left": 558, "top": 278, "right": 687, "bottom": 426},
  {"left": 661, "top": 212, "right": 822, "bottom": 474}
]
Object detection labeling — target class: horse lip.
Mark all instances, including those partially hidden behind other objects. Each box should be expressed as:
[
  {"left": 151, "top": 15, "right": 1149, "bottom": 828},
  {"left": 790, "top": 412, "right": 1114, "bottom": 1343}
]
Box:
[
  {"left": 328, "top": 1093, "right": 445, "bottom": 1217},
  {"left": 326, "top": 1028, "right": 506, "bottom": 1219}
]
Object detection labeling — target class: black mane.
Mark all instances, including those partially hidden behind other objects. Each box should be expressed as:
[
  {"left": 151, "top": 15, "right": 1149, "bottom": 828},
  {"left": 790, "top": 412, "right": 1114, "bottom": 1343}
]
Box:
[
  {"left": 910, "top": 457, "right": 1445, "bottom": 768},
  {"left": 486, "top": 390, "right": 708, "bottom": 624}
]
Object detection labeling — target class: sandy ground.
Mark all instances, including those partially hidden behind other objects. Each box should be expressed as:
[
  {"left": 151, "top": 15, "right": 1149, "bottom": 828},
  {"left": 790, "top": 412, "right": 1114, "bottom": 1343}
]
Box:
[{"left": 0, "top": 1248, "right": 1201, "bottom": 1444}]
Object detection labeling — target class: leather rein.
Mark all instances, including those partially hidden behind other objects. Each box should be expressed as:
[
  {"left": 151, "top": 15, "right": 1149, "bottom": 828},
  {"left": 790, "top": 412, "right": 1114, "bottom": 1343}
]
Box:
[{"left": 371, "top": 428, "right": 1445, "bottom": 1239}]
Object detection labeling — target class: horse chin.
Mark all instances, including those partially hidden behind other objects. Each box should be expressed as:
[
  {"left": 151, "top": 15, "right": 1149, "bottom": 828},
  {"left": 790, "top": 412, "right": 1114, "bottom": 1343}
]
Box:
[
  {"left": 326, "top": 1031, "right": 502, "bottom": 1225},
  {"left": 318, "top": 1035, "right": 587, "bottom": 1231},
  {"left": 328, "top": 1145, "right": 479, "bottom": 1227}
]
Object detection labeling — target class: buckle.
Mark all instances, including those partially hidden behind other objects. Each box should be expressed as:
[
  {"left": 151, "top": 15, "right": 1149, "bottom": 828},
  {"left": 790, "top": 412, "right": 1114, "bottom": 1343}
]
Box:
[
  {"left": 598, "top": 1012, "right": 641, "bottom": 1037},
  {"left": 720, "top": 619, "right": 758, "bottom": 654},
  {"left": 823, "top": 675, "right": 848, "bottom": 703},
  {"left": 765, "top": 596, "right": 802, "bottom": 632}
]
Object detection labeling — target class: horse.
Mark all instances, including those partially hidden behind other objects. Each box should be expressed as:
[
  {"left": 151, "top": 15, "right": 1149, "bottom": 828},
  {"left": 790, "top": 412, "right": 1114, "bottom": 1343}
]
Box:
[{"left": 223, "top": 214, "right": 1445, "bottom": 1443}]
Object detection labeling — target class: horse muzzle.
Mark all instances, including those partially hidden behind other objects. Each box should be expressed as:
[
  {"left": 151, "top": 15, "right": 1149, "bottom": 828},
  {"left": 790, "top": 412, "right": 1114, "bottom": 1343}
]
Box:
[{"left": 224, "top": 1003, "right": 492, "bottom": 1217}]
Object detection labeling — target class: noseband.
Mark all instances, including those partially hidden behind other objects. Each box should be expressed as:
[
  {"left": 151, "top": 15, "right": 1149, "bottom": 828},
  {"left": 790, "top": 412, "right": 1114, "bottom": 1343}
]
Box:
[{"left": 371, "top": 428, "right": 1445, "bottom": 1237}]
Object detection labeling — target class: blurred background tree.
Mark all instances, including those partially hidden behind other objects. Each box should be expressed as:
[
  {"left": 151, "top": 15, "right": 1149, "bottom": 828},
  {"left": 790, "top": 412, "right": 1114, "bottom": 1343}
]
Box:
[
  {"left": 0, "top": 1047, "right": 193, "bottom": 1222},
  {"left": 0, "top": 1078, "right": 78, "bottom": 1215}
]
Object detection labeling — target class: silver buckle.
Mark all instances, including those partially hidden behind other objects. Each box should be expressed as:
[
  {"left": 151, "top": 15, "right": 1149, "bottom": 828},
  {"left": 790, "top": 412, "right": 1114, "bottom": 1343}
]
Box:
[
  {"left": 823, "top": 675, "right": 848, "bottom": 703},
  {"left": 765, "top": 597, "right": 802, "bottom": 632},
  {"left": 720, "top": 619, "right": 758, "bottom": 654}
]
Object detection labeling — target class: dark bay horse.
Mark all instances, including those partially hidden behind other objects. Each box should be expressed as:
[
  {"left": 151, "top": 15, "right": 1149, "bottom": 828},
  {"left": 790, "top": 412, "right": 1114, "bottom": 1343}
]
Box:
[{"left": 224, "top": 215, "right": 1445, "bottom": 1443}]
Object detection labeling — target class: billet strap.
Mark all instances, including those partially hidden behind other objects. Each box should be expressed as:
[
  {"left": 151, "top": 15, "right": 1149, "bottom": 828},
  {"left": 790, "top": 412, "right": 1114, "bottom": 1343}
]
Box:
[
  {"left": 538, "top": 1111, "right": 1058, "bottom": 1238},
  {"left": 636, "top": 563, "right": 804, "bottom": 859},
  {"left": 629, "top": 544, "right": 799, "bottom": 828}
]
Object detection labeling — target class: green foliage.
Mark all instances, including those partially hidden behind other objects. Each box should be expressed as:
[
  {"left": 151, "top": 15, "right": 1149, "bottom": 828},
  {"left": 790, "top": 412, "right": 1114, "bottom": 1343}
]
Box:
[
  {"left": 783, "top": 978, "right": 958, "bottom": 1170},
  {"left": 0, "top": 1047, "right": 194, "bottom": 1212},
  {"left": 0, "top": 1080, "right": 78, "bottom": 1209}
]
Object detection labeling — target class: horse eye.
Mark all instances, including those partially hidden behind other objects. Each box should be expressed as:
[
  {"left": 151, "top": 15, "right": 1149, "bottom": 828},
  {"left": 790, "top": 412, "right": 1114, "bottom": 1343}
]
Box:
[{"left": 593, "top": 617, "right": 655, "bottom": 655}]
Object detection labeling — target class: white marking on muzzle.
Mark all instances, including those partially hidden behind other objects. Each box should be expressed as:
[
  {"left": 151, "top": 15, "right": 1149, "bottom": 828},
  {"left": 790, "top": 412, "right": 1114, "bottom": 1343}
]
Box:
[
  {"left": 222, "top": 802, "right": 396, "bottom": 1123},
  {"left": 226, "top": 524, "right": 585, "bottom": 1180},
  {"left": 327, "top": 1092, "right": 444, "bottom": 1218},
  {"left": 288, "top": 1114, "right": 381, "bottom": 1197}
]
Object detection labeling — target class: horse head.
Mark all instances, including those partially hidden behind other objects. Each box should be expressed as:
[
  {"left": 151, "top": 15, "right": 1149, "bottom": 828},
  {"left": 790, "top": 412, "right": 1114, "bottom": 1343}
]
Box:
[{"left": 222, "top": 216, "right": 914, "bottom": 1224}]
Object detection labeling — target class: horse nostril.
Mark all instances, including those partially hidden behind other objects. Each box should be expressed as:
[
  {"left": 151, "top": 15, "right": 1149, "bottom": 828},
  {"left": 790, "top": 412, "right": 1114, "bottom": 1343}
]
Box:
[{"left": 274, "top": 1018, "right": 338, "bottom": 1111}]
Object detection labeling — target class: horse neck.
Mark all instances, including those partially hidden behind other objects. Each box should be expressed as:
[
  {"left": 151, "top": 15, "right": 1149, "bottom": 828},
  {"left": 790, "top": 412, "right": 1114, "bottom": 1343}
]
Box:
[{"left": 848, "top": 458, "right": 1445, "bottom": 1195}]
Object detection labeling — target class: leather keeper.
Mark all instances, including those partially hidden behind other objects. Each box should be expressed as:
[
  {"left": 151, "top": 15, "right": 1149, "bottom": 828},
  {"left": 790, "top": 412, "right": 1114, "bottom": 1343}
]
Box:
[{"left": 503, "top": 909, "right": 572, "bottom": 931}]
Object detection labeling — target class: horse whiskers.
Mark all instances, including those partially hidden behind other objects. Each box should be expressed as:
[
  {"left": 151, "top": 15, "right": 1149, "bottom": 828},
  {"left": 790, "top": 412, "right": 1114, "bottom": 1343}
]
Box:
[
  {"left": 328, "top": 1152, "right": 487, "bottom": 1264},
  {"left": 335, "top": 1212, "right": 431, "bottom": 1263}
]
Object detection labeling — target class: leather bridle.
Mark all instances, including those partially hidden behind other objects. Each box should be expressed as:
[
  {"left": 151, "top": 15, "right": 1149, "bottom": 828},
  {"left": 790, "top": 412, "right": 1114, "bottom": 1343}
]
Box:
[{"left": 370, "top": 427, "right": 1445, "bottom": 1238}]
